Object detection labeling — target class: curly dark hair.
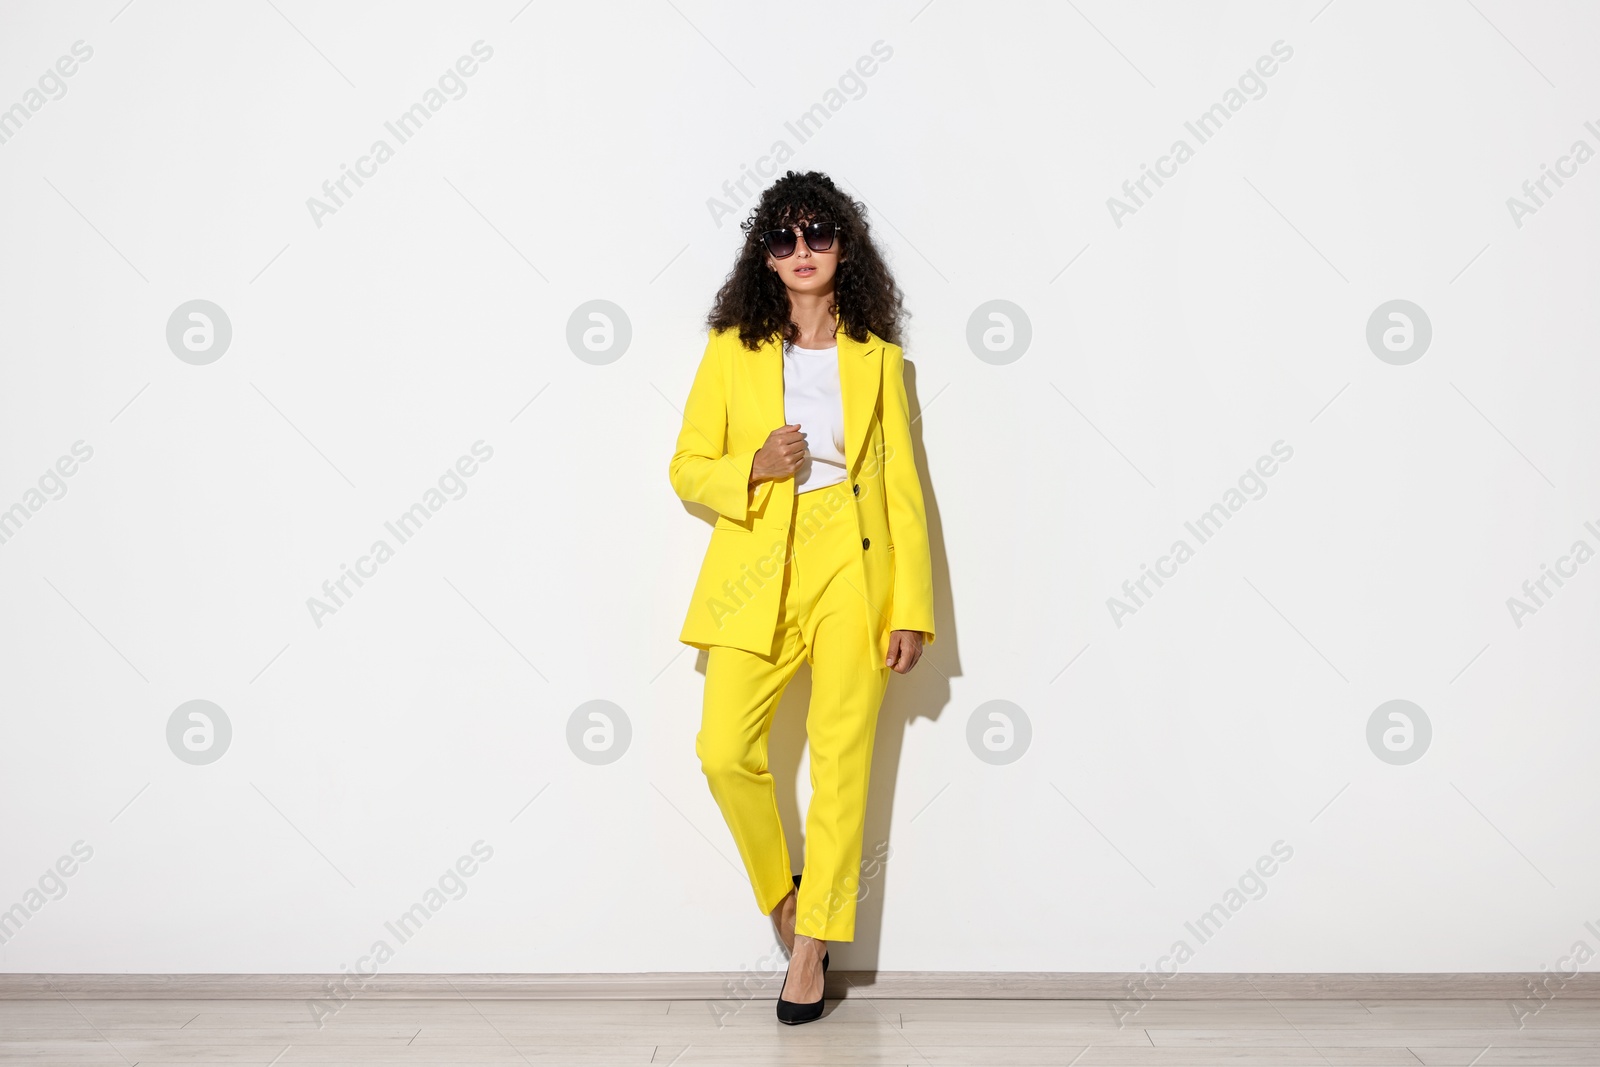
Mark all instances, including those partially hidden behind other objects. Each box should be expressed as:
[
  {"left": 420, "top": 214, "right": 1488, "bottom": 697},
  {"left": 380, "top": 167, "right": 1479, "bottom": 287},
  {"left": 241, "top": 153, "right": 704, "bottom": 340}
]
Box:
[{"left": 706, "top": 170, "right": 907, "bottom": 350}]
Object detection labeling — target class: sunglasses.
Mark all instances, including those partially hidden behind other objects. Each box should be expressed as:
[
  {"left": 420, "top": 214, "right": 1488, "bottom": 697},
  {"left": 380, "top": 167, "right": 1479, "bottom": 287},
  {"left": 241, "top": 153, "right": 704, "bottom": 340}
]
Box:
[{"left": 759, "top": 220, "right": 838, "bottom": 259}]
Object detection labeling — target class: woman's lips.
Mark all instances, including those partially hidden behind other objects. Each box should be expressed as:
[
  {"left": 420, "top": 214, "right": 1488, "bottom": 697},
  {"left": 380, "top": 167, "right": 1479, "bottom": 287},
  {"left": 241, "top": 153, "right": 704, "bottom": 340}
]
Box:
[{"left": 795, "top": 266, "right": 815, "bottom": 276}]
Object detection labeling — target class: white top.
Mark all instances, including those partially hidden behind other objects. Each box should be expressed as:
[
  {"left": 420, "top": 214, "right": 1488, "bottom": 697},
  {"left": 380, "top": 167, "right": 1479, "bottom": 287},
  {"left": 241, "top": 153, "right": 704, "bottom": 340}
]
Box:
[{"left": 782, "top": 339, "right": 847, "bottom": 493}]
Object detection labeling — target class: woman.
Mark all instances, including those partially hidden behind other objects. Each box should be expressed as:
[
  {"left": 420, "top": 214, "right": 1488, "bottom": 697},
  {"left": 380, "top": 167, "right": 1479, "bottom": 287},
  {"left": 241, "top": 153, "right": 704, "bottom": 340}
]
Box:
[{"left": 668, "top": 170, "right": 936, "bottom": 1024}]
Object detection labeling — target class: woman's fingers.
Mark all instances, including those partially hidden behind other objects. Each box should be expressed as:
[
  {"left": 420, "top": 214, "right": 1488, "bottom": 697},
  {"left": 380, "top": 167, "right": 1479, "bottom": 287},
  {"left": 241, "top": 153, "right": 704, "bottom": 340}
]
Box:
[
  {"left": 886, "top": 631, "right": 923, "bottom": 673},
  {"left": 886, "top": 632, "right": 913, "bottom": 673}
]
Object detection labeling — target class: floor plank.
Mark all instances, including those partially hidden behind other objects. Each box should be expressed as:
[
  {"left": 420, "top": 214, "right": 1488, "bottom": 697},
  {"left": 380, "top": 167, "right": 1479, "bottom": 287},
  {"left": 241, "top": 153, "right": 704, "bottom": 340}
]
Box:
[{"left": 4, "top": 996, "right": 1600, "bottom": 1065}]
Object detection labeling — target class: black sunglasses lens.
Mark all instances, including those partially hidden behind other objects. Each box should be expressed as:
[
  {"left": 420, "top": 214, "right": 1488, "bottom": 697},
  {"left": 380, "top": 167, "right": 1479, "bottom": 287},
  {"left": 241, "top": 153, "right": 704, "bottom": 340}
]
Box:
[
  {"left": 805, "top": 221, "right": 836, "bottom": 251},
  {"left": 762, "top": 229, "right": 797, "bottom": 258}
]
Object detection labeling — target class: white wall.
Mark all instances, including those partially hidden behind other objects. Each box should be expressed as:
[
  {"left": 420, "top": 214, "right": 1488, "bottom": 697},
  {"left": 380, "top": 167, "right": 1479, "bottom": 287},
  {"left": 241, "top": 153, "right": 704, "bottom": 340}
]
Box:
[{"left": 3, "top": 0, "right": 1598, "bottom": 978}]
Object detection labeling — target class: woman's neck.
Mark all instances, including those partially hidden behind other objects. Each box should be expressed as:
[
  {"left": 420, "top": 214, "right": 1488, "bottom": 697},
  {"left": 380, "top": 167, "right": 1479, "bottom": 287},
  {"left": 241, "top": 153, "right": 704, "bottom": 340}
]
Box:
[{"left": 789, "top": 298, "right": 837, "bottom": 349}]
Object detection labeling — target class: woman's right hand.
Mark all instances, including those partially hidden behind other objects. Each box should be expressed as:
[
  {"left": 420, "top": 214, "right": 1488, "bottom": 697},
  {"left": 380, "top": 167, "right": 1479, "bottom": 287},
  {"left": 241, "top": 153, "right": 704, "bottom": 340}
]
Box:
[{"left": 749, "top": 423, "right": 806, "bottom": 487}]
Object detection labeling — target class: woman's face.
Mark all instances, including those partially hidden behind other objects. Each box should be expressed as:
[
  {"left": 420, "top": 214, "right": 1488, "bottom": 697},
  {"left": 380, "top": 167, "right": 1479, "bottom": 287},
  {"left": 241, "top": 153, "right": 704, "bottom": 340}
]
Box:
[{"left": 764, "top": 215, "right": 842, "bottom": 295}]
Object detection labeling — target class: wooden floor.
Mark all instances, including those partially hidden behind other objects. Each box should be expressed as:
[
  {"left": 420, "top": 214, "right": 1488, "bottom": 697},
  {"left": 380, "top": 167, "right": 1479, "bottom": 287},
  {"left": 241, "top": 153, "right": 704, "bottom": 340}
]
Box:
[{"left": 6, "top": 993, "right": 1600, "bottom": 1065}]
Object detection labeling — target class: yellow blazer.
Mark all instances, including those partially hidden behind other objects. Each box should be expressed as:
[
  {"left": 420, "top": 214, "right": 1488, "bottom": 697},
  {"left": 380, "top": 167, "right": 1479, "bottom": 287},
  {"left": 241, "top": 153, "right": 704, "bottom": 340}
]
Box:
[{"left": 669, "top": 325, "right": 936, "bottom": 665}]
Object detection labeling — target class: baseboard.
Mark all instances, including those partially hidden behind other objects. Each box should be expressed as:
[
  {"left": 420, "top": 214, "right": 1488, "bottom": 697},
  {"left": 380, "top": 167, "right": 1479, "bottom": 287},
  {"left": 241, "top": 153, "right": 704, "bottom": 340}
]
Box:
[{"left": 0, "top": 972, "right": 1591, "bottom": 1000}]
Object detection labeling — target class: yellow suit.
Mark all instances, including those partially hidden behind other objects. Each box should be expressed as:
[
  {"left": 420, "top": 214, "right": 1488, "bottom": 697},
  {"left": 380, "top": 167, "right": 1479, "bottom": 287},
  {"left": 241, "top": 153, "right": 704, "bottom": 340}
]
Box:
[
  {"left": 669, "top": 323, "right": 936, "bottom": 941},
  {"left": 669, "top": 325, "right": 936, "bottom": 666}
]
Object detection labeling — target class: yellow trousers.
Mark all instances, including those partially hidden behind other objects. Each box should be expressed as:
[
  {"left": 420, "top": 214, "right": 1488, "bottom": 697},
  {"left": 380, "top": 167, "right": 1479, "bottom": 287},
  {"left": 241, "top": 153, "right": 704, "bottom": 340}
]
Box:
[{"left": 695, "top": 481, "right": 889, "bottom": 943}]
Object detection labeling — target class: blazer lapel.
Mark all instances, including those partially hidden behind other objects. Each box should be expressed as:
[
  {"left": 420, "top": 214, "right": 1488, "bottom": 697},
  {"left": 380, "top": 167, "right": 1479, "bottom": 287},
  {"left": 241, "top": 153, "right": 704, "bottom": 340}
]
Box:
[
  {"left": 750, "top": 333, "right": 784, "bottom": 433},
  {"left": 837, "top": 329, "right": 883, "bottom": 476},
  {"left": 751, "top": 326, "right": 883, "bottom": 476}
]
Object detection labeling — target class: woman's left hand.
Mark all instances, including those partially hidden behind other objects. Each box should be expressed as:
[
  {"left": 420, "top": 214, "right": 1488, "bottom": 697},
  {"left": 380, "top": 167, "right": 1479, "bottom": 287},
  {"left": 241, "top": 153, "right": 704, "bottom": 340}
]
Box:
[{"left": 886, "top": 630, "right": 925, "bottom": 674}]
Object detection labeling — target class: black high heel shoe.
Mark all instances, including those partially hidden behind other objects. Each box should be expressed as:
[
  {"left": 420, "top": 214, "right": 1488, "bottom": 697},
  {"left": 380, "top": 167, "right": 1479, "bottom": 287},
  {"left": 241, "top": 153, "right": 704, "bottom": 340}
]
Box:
[
  {"left": 776, "top": 937, "right": 826, "bottom": 1024},
  {"left": 791, "top": 873, "right": 829, "bottom": 973}
]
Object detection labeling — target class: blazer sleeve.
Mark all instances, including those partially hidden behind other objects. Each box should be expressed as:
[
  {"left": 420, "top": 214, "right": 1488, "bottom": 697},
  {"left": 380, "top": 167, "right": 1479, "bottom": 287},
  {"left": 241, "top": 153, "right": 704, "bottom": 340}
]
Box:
[
  {"left": 881, "top": 343, "right": 936, "bottom": 643},
  {"left": 668, "top": 331, "right": 764, "bottom": 522}
]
